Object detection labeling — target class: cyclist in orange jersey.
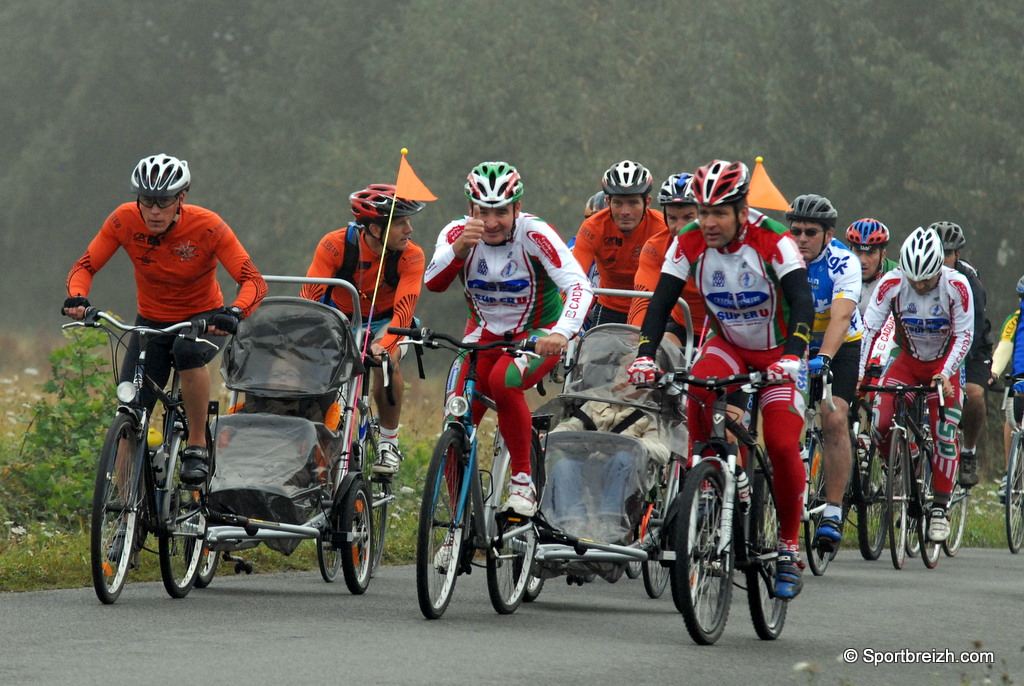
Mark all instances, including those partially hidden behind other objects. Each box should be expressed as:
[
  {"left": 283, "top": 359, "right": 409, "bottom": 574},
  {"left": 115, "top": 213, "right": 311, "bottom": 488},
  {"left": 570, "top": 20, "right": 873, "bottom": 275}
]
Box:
[
  {"left": 572, "top": 160, "right": 667, "bottom": 325},
  {"left": 64, "top": 154, "right": 267, "bottom": 485},
  {"left": 628, "top": 172, "right": 706, "bottom": 348},
  {"left": 301, "top": 184, "right": 430, "bottom": 477}
]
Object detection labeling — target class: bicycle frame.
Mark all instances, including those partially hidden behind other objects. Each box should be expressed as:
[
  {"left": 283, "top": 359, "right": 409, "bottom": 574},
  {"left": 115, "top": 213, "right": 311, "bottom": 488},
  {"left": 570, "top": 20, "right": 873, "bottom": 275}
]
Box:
[
  {"left": 444, "top": 349, "right": 532, "bottom": 553},
  {"left": 676, "top": 372, "right": 769, "bottom": 559}
]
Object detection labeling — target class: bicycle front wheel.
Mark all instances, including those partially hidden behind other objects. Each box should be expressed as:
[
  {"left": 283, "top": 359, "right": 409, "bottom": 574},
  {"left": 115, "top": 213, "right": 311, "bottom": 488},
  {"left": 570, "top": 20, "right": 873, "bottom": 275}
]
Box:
[
  {"left": 486, "top": 432, "right": 539, "bottom": 615},
  {"left": 369, "top": 476, "right": 392, "bottom": 577},
  {"left": 670, "top": 461, "right": 733, "bottom": 646},
  {"left": 417, "top": 427, "right": 468, "bottom": 619},
  {"left": 915, "top": 453, "right": 940, "bottom": 569},
  {"left": 943, "top": 483, "right": 968, "bottom": 557},
  {"left": 854, "top": 431, "right": 887, "bottom": 560},
  {"left": 359, "top": 418, "right": 391, "bottom": 577},
  {"left": 1006, "top": 432, "right": 1024, "bottom": 553},
  {"left": 158, "top": 427, "right": 206, "bottom": 599},
  {"left": 745, "top": 463, "right": 787, "bottom": 641},
  {"left": 91, "top": 413, "right": 143, "bottom": 605},
  {"left": 886, "top": 437, "right": 909, "bottom": 570},
  {"left": 802, "top": 433, "right": 833, "bottom": 576}
]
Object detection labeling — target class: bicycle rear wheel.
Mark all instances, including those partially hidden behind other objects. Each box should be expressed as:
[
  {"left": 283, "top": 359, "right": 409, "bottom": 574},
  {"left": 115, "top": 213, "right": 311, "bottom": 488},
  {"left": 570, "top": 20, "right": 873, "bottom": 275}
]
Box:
[
  {"left": 886, "top": 437, "right": 909, "bottom": 570},
  {"left": 417, "top": 427, "right": 468, "bottom": 619},
  {"left": 91, "top": 413, "right": 143, "bottom": 605},
  {"left": 854, "top": 431, "right": 887, "bottom": 560},
  {"left": 1006, "top": 432, "right": 1024, "bottom": 554},
  {"left": 158, "top": 424, "right": 206, "bottom": 599},
  {"left": 745, "top": 463, "right": 787, "bottom": 641},
  {"left": 802, "top": 433, "right": 833, "bottom": 576},
  {"left": 943, "top": 483, "right": 968, "bottom": 557},
  {"left": 339, "top": 478, "right": 373, "bottom": 594},
  {"left": 486, "top": 432, "right": 539, "bottom": 615},
  {"left": 670, "top": 461, "right": 733, "bottom": 646}
]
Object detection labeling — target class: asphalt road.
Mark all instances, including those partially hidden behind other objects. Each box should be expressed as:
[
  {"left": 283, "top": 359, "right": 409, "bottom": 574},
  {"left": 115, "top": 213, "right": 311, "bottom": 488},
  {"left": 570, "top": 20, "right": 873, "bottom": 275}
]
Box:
[{"left": 1, "top": 548, "right": 1021, "bottom": 686}]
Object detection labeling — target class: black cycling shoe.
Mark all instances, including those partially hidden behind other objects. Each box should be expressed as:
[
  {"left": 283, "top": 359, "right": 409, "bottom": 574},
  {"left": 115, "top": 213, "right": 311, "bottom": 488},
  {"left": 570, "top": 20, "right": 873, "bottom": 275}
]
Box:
[
  {"left": 180, "top": 446, "right": 210, "bottom": 485},
  {"left": 957, "top": 451, "right": 979, "bottom": 487}
]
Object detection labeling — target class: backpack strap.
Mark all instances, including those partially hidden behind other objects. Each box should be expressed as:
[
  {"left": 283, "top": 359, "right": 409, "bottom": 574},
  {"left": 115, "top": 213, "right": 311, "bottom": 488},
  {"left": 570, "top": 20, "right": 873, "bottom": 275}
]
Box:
[{"left": 322, "top": 223, "right": 362, "bottom": 307}]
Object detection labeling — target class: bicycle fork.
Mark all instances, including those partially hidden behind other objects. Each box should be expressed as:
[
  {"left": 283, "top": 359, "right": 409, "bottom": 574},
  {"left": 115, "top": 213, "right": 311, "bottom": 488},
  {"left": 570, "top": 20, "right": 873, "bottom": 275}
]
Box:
[{"left": 691, "top": 452, "right": 739, "bottom": 558}]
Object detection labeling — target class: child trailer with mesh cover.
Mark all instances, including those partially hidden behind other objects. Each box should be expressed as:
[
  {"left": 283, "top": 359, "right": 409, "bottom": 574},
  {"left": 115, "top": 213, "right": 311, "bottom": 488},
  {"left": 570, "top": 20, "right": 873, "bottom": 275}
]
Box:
[
  {"left": 202, "top": 277, "right": 381, "bottom": 594},
  {"left": 532, "top": 321, "right": 688, "bottom": 599}
]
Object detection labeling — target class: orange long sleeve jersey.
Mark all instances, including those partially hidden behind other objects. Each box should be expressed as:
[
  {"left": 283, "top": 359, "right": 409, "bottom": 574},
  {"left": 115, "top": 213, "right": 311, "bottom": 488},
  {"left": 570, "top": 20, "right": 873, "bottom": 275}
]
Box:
[
  {"left": 299, "top": 227, "right": 425, "bottom": 355},
  {"left": 571, "top": 207, "right": 666, "bottom": 314},
  {"left": 628, "top": 227, "right": 708, "bottom": 332},
  {"left": 66, "top": 203, "right": 266, "bottom": 321}
]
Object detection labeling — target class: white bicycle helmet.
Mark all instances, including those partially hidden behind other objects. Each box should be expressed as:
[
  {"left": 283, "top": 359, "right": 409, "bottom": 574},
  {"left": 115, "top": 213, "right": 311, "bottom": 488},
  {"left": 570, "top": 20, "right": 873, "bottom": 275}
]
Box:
[
  {"left": 130, "top": 154, "right": 191, "bottom": 197},
  {"left": 601, "top": 160, "right": 653, "bottom": 196},
  {"left": 899, "top": 227, "right": 945, "bottom": 281}
]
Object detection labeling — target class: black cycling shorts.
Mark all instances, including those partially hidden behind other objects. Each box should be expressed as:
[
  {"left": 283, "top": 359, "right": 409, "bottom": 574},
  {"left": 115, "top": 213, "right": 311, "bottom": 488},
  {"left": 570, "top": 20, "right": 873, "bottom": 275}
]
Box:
[
  {"left": 823, "top": 340, "right": 860, "bottom": 404},
  {"left": 119, "top": 309, "right": 227, "bottom": 411}
]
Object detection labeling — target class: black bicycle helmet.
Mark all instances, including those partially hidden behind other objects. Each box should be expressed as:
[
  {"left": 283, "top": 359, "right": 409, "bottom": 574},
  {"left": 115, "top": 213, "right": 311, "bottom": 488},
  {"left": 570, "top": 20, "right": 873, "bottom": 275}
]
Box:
[{"left": 786, "top": 193, "right": 838, "bottom": 230}]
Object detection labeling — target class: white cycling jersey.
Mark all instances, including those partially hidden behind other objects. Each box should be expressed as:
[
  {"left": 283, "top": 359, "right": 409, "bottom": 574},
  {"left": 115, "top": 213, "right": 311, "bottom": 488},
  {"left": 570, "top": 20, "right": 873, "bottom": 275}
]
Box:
[
  {"left": 424, "top": 212, "right": 594, "bottom": 342},
  {"left": 860, "top": 266, "right": 974, "bottom": 379},
  {"left": 661, "top": 209, "right": 804, "bottom": 351},
  {"left": 806, "top": 238, "right": 863, "bottom": 351}
]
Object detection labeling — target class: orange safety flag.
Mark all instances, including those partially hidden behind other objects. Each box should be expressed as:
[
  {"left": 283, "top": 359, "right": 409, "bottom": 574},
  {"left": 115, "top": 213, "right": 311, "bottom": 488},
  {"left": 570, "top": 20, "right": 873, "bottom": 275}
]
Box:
[
  {"left": 395, "top": 148, "right": 437, "bottom": 201},
  {"left": 747, "top": 156, "right": 789, "bottom": 211}
]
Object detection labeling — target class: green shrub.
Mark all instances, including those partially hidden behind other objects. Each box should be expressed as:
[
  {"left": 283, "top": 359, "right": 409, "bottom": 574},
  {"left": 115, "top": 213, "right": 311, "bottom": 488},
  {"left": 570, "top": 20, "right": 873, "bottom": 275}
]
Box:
[{"left": 8, "top": 327, "right": 112, "bottom": 526}]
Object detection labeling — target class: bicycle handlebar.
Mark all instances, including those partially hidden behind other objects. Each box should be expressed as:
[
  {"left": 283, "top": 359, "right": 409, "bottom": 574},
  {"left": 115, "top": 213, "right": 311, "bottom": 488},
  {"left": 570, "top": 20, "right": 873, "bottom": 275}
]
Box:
[
  {"left": 63, "top": 307, "right": 218, "bottom": 348},
  {"left": 387, "top": 326, "right": 538, "bottom": 354},
  {"left": 860, "top": 378, "right": 945, "bottom": 408}
]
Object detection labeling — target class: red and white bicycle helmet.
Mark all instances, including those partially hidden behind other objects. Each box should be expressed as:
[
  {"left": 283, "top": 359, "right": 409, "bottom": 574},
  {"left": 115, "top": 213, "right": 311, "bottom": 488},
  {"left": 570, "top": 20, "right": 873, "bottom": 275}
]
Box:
[
  {"left": 350, "top": 184, "right": 426, "bottom": 224},
  {"left": 691, "top": 159, "right": 750, "bottom": 205}
]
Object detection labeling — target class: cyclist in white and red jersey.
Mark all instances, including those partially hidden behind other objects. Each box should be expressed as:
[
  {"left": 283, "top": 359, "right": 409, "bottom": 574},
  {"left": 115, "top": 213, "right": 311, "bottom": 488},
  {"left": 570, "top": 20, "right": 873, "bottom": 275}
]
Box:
[
  {"left": 627, "top": 159, "right": 814, "bottom": 599},
  {"left": 424, "top": 161, "right": 594, "bottom": 516},
  {"left": 860, "top": 226, "right": 973, "bottom": 542}
]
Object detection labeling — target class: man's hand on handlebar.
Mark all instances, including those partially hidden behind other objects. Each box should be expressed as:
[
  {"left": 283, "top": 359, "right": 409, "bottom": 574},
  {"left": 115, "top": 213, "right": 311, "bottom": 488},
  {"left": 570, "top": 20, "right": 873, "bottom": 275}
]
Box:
[
  {"left": 932, "top": 373, "right": 952, "bottom": 399},
  {"left": 533, "top": 333, "right": 567, "bottom": 357},
  {"left": 62, "top": 296, "right": 91, "bottom": 320}
]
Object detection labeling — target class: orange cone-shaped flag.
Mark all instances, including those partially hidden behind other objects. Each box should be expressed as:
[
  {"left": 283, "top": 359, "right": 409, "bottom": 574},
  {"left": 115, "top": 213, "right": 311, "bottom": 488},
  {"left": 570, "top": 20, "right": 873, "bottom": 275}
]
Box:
[
  {"left": 747, "top": 156, "right": 789, "bottom": 211},
  {"left": 395, "top": 148, "right": 437, "bottom": 201}
]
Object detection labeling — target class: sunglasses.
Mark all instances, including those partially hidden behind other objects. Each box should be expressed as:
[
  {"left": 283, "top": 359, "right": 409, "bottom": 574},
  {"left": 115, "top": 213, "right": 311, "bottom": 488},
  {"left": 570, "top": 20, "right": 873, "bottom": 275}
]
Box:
[
  {"left": 789, "top": 227, "right": 822, "bottom": 238},
  {"left": 138, "top": 194, "right": 179, "bottom": 209}
]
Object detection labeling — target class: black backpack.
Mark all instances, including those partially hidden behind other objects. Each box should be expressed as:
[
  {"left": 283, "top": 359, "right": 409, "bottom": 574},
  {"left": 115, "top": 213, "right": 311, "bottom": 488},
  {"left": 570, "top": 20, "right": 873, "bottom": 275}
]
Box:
[{"left": 322, "top": 223, "right": 402, "bottom": 315}]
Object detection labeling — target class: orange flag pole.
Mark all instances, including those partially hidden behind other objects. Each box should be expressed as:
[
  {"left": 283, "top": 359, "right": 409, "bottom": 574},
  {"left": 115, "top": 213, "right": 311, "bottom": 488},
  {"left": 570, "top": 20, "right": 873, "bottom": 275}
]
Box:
[
  {"left": 747, "top": 156, "right": 790, "bottom": 211},
  {"left": 361, "top": 149, "right": 436, "bottom": 358}
]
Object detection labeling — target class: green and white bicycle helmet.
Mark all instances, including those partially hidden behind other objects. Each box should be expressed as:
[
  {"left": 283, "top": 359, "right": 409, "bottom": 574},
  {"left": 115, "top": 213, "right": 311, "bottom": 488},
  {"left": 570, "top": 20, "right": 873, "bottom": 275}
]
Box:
[{"left": 465, "top": 161, "right": 524, "bottom": 207}]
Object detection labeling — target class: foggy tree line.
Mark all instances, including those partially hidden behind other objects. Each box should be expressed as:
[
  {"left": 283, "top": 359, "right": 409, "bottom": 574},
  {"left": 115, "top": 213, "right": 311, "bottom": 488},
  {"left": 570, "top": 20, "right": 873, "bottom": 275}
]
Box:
[{"left": 2, "top": 0, "right": 1022, "bottom": 337}]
